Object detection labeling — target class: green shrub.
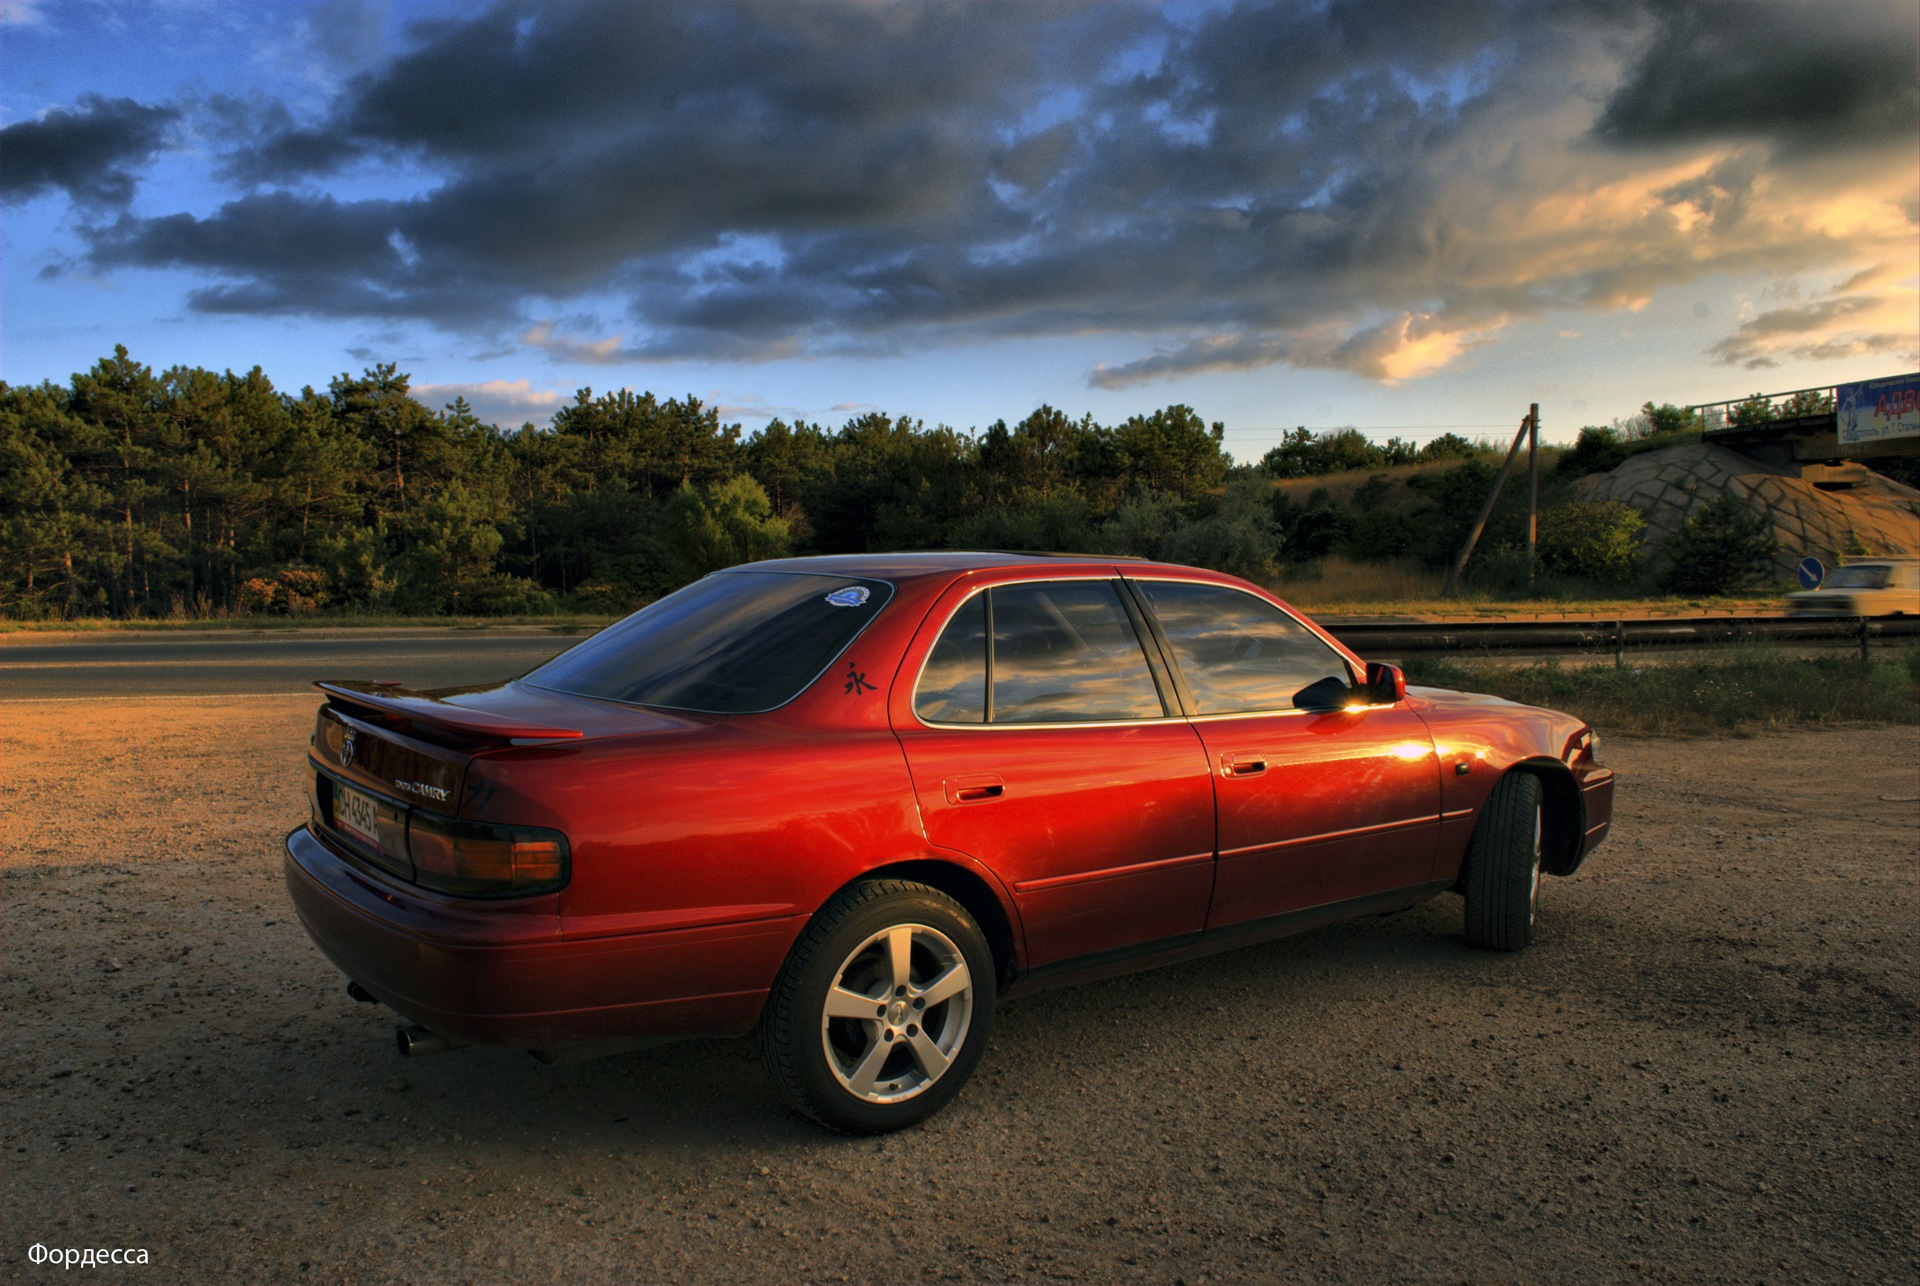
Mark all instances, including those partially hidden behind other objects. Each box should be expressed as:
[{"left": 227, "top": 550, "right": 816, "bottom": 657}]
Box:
[
  {"left": 1418, "top": 433, "right": 1480, "bottom": 463},
  {"left": 1728, "top": 393, "right": 1776, "bottom": 426},
  {"left": 1538, "top": 499, "right": 1646, "bottom": 583},
  {"left": 1641, "top": 402, "right": 1704, "bottom": 436},
  {"left": 1161, "top": 480, "right": 1281, "bottom": 580},
  {"left": 1462, "top": 547, "right": 1534, "bottom": 594},
  {"left": 1342, "top": 508, "right": 1421, "bottom": 560},
  {"left": 949, "top": 493, "right": 1096, "bottom": 553},
  {"left": 1280, "top": 504, "right": 1354, "bottom": 560},
  {"left": 1097, "top": 493, "right": 1185, "bottom": 559},
  {"left": 1659, "top": 494, "right": 1780, "bottom": 593},
  {"left": 457, "top": 573, "right": 556, "bottom": 615},
  {"left": 1555, "top": 426, "right": 1633, "bottom": 478},
  {"left": 663, "top": 475, "right": 791, "bottom": 580}
]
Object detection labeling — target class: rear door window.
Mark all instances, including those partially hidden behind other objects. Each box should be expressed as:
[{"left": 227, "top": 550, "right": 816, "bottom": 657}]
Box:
[
  {"left": 1132, "top": 580, "right": 1352, "bottom": 714},
  {"left": 914, "top": 580, "right": 1165, "bottom": 724},
  {"left": 913, "top": 592, "right": 988, "bottom": 723},
  {"left": 526, "top": 571, "right": 891, "bottom": 714}
]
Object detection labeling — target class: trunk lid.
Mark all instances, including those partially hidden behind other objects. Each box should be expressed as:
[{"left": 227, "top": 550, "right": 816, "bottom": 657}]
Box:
[{"left": 306, "top": 679, "right": 708, "bottom": 880}]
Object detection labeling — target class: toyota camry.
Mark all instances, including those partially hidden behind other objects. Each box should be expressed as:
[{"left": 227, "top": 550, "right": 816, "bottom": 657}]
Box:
[{"left": 284, "top": 553, "right": 1613, "bottom": 1133}]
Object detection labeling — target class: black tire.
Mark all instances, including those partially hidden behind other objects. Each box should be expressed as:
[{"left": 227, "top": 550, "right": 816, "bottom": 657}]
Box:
[
  {"left": 1462, "top": 771, "right": 1545, "bottom": 951},
  {"left": 759, "top": 879, "right": 996, "bottom": 1134}
]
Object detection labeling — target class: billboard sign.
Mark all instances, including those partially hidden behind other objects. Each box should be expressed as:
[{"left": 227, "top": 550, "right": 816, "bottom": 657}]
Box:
[{"left": 1837, "top": 372, "right": 1920, "bottom": 447}]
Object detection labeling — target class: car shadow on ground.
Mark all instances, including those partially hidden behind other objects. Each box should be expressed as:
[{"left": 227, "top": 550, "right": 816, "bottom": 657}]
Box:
[{"left": 286, "top": 893, "right": 1508, "bottom": 1150}]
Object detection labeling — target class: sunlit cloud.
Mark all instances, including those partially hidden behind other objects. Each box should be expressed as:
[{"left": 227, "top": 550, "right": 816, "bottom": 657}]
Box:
[
  {"left": 410, "top": 378, "right": 566, "bottom": 428},
  {"left": 520, "top": 321, "right": 629, "bottom": 365},
  {"left": 1709, "top": 288, "right": 1920, "bottom": 370}
]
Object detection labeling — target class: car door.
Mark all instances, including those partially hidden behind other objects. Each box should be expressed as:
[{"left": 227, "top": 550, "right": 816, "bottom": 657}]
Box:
[
  {"left": 1126, "top": 577, "right": 1442, "bottom": 931},
  {"left": 892, "top": 576, "right": 1217, "bottom": 969}
]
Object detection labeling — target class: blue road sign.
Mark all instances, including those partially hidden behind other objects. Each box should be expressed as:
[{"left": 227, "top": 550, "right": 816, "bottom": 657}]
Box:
[{"left": 1797, "top": 556, "right": 1824, "bottom": 590}]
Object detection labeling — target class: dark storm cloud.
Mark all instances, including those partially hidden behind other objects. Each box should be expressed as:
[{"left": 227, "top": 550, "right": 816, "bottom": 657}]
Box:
[
  {"left": 62, "top": 0, "right": 1920, "bottom": 381},
  {"left": 305, "top": 0, "right": 391, "bottom": 70},
  {"left": 1593, "top": 0, "right": 1919, "bottom": 147},
  {"left": 1, "top": 95, "right": 179, "bottom": 208}
]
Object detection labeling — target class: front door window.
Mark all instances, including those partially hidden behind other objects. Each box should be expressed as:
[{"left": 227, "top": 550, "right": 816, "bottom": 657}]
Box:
[{"left": 1129, "top": 578, "right": 1441, "bottom": 927}]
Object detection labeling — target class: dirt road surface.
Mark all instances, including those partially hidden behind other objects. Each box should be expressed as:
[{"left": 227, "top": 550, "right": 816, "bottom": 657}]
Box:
[{"left": 3, "top": 696, "right": 1914, "bottom": 1283}]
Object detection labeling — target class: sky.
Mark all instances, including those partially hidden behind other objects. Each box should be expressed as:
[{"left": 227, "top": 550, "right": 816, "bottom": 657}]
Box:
[{"left": 3, "top": 0, "right": 1916, "bottom": 463}]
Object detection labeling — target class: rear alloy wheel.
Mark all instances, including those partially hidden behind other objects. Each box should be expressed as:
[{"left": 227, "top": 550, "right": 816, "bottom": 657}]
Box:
[
  {"left": 760, "top": 879, "right": 995, "bottom": 1133},
  {"left": 1462, "top": 771, "right": 1545, "bottom": 951}
]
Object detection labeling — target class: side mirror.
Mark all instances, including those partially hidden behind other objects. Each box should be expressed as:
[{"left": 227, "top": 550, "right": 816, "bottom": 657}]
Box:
[
  {"left": 1291, "top": 675, "right": 1353, "bottom": 712},
  {"left": 1364, "top": 661, "right": 1406, "bottom": 705}
]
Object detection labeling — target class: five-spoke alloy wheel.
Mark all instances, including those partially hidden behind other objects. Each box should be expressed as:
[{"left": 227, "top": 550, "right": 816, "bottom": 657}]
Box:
[{"left": 762, "top": 879, "right": 996, "bottom": 1133}]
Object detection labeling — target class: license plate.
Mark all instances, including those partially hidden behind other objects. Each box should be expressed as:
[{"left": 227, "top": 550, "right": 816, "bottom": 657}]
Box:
[{"left": 335, "top": 783, "right": 382, "bottom": 849}]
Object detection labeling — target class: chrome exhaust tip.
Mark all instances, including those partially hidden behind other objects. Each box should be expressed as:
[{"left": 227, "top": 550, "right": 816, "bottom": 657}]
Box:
[{"left": 395, "top": 1024, "right": 468, "bottom": 1057}]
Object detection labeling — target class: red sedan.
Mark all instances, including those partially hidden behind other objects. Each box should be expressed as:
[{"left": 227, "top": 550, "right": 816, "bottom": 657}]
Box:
[{"left": 285, "top": 553, "right": 1613, "bottom": 1132}]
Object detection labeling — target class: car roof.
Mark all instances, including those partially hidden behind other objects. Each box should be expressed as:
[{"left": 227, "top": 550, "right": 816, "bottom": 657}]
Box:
[{"left": 726, "top": 550, "right": 1181, "bottom": 585}]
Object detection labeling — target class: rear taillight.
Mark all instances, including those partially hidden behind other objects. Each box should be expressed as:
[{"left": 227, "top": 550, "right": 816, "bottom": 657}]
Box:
[{"left": 405, "top": 812, "right": 569, "bottom": 897}]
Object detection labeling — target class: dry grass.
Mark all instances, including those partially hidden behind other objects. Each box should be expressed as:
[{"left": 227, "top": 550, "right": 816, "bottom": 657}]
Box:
[
  {"left": 1404, "top": 642, "right": 1920, "bottom": 735},
  {"left": 1276, "top": 555, "right": 1451, "bottom": 608},
  {"left": 1265, "top": 446, "right": 1569, "bottom": 512},
  {"left": 1268, "top": 555, "right": 1790, "bottom": 619}
]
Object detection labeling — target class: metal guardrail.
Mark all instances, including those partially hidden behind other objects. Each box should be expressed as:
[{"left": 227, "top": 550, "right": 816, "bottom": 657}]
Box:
[{"left": 1328, "top": 614, "right": 1920, "bottom": 658}]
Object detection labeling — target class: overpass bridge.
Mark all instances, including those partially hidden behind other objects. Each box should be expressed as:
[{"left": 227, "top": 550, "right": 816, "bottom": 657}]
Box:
[{"left": 1689, "top": 372, "right": 1920, "bottom": 486}]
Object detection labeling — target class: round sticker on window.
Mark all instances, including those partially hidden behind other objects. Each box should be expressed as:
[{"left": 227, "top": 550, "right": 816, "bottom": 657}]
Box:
[{"left": 825, "top": 586, "right": 871, "bottom": 607}]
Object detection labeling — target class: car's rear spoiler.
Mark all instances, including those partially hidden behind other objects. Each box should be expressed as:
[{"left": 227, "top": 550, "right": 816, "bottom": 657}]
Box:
[{"left": 315, "top": 682, "right": 584, "bottom": 742}]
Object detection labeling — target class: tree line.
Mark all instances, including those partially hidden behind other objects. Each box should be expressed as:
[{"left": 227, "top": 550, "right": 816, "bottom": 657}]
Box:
[
  {"left": 0, "top": 348, "right": 1289, "bottom": 619},
  {"left": 7, "top": 349, "right": 1805, "bottom": 621}
]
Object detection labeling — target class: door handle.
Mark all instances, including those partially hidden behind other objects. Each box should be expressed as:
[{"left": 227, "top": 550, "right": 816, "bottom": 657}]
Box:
[
  {"left": 1221, "top": 754, "right": 1267, "bottom": 778},
  {"left": 945, "top": 774, "right": 1006, "bottom": 804}
]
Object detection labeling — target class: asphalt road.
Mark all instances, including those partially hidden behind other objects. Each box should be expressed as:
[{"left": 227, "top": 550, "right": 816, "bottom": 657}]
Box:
[
  {"left": 0, "top": 630, "right": 587, "bottom": 700},
  {"left": 7, "top": 624, "right": 1903, "bottom": 702}
]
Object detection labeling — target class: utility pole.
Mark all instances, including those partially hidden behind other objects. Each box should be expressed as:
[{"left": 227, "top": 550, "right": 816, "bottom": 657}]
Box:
[
  {"left": 1442, "top": 407, "right": 1535, "bottom": 598},
  {"left": 1526, "top": 402, "right": 1539, "bottom": 589}
]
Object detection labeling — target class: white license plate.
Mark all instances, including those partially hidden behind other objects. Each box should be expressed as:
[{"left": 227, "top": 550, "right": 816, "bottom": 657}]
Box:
[{"left": 335, "top": 783, "right": 382, "bottom": 848}]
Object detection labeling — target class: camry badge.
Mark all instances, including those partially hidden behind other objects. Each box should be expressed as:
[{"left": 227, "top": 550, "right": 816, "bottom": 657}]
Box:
[
  {"left": 340, "top": 731, "right": 356, "bottom": 768},
  {"left": 393, "top": 780, "right": 450, "bottom": 802}
]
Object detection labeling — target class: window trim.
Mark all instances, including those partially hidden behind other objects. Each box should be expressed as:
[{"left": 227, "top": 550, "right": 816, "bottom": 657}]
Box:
[{"left": 910, "top": 576, "right": 1175, "bottom": 730}]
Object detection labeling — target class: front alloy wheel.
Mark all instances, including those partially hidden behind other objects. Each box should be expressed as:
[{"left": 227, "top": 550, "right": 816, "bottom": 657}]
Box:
[{"left": 762, "top": 880, "right": 995, "bottom": 1133}]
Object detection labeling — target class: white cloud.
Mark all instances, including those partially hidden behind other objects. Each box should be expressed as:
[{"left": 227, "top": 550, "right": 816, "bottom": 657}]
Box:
[
  {"left": 0, "top": 0, "right": 48, "bottom": 29},
  {"left": 410, "top": 378, "right": 566, "bottom": 428}
]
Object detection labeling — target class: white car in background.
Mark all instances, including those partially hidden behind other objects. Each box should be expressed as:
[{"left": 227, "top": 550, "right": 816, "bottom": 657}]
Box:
[{"left": 1787, "top": 558, "right": 1920, "bottom": 617}]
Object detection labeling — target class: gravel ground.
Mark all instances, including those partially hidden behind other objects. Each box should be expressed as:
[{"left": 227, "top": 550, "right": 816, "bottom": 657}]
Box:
[{"left": 2, "top": 696, "right": 1914, "bottom": 1284}]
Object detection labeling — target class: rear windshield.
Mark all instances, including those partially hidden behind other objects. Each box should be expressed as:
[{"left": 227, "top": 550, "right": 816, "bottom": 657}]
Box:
[{"left": 525, "top": 571, "right": 893, "bottom": 714}]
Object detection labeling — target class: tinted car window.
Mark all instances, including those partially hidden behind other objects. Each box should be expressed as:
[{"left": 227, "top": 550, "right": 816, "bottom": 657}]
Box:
[
  {"left": 1826, "top": 566, "right": 1888, "bottom": 589},
  {"left": 914, "top": 592, "right": 987, "bottom": 724},
  {"left": 526, "top": 571, "right": 891, "bottom": 714},
  {"left": 1134, "top": 580, "right": 1352, "bottom": 714},
  {"left": 989, "top": 581, "right": 1164, "bottom": 723}
]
